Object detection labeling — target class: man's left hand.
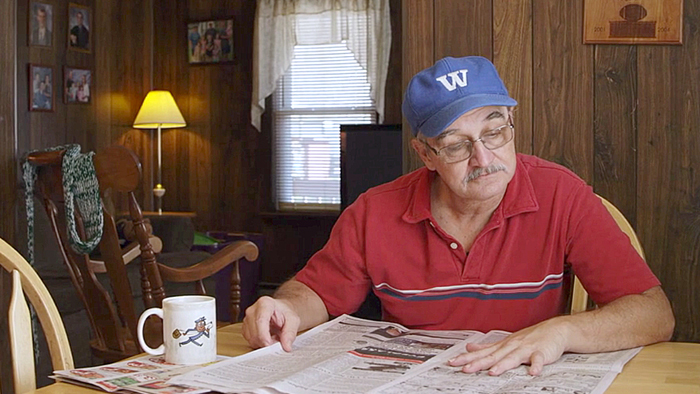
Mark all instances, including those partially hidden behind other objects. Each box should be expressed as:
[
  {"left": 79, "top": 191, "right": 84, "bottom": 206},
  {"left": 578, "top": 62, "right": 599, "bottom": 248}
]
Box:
[{"left": 448, "top": 317, "right": 572, "bottom": 376}]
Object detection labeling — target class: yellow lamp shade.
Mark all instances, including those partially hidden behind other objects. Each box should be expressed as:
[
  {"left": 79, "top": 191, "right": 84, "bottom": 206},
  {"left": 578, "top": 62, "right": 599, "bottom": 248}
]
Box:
[{"left": 133, "top": 90, "right": 186, "bottom": 129}]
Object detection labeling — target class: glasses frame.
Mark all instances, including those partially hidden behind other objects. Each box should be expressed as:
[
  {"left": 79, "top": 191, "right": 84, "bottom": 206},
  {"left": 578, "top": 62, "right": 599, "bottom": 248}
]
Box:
[{"left": 421, "top": 116, "right": 515, "bottom": 164}]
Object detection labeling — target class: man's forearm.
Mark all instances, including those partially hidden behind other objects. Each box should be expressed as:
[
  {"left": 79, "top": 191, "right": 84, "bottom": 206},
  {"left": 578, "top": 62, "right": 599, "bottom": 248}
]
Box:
[
  {"left": 562, "top": 285, "right": 674, "bottom": 353},
  {"left": 273, "top": 278, "right": 330, "bottom": 331}
]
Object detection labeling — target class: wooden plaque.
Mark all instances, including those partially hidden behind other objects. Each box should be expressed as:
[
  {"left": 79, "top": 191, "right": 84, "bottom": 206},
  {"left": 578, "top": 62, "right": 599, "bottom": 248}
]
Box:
[{"left": 584, "top": 0, "right": 683, "bottom": 44}]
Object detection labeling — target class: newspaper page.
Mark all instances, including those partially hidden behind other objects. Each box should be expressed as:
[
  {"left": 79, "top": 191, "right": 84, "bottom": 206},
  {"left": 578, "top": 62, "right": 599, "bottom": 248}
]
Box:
[
  {"left": 373, "top": 330, "right": 642, "bottom": 394},
  {"left": 172, "top": 315, "right": 481, "bottom": 393},
  {"left": 174, "top": 315, "right": 642, "bottom": 394},
  {"left": 52, "top": 354, "right": 228, "bottom": 394}
]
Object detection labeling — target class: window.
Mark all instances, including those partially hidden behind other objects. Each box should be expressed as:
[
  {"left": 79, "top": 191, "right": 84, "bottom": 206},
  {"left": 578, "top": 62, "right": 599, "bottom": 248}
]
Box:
[{"left": 273, "top": 43, "right": 376, "bottom": 211}]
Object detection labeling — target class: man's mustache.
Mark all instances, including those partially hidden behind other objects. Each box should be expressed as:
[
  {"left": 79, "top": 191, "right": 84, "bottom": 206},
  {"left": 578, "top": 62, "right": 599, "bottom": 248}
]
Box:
[{"left": 466, "top": 164, "right": 507, "bottom": 183}]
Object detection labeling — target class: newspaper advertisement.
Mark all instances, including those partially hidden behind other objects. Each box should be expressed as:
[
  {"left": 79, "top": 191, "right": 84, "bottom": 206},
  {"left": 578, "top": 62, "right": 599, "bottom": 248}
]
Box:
[
  {"left": 172, "top": 315, "right": 641, "bottom": 394},
  {"left": 52, "top": 354, "right": 228, "bottom": 394}
]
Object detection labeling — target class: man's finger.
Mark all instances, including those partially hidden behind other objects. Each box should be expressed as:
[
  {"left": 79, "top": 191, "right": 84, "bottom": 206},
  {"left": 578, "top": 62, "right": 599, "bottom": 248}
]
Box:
[
  {"left": 528, "top": 351, "right": 545, "bottom": 376},
  {"left": 248, "top": 305, "right": 277, "bottom": 348},
  {"left": 449, "top": 341, "right": 503, "bottom": 368},
  {"left": 466, "top": 342, "right": 494, "bottom": 352},
  {"left": 487, "top": 348, "right": 531, "bottom": 376},
  {"left": 278, "top": 323, "right": 298, "bottom": 352}
]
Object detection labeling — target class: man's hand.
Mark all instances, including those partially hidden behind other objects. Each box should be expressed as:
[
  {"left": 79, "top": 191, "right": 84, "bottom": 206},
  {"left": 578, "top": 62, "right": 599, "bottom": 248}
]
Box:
[
  {"left": 242, "top": 296, "right": 301, "bottom": 352},
  {"left": 241, "top": 279, "right": 330, "bottom": 352},
  {"left": 448, "top": 318, "right": 571, "bottom": 376},
  {"left": 448, "top": 286, "right": 674, "bottom": 376}
]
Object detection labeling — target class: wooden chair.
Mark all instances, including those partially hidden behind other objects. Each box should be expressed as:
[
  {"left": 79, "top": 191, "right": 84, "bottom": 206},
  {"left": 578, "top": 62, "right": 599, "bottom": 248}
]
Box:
[
  {"left": 0, "top": 237, "right": 74, "bottom": 394},
  {"left": 570, "top": 195, "right": 646, "bottom": 314},
  {"left": 26, "top": 145, "right": 259, "bottom": 363}
]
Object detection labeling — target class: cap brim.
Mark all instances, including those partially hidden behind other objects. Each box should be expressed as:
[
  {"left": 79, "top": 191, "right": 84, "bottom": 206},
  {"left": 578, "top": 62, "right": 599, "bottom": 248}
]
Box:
[{"left": 418, "top": 94, "right": 518, "bottom": 138}]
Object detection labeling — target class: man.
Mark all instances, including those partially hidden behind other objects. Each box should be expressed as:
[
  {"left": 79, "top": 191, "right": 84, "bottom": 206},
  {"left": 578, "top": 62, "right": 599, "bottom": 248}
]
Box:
[
  {"left": 33, "top": 81, "right": 49, "bottom": 109},
  {"left": 243, "top": 56, "right": 674, "bottom": 376},
  {"left": 31, "top": 6, "right": 51, "bottom": 46},
  {"left": 43, "top": 74, "right": 52, "bottom": 98},
  {"left": 69, "top": 11, "right": 89, "bottom": 49},
  {"left": 65, "top": 70, "right": 76, "bottom": 102}
]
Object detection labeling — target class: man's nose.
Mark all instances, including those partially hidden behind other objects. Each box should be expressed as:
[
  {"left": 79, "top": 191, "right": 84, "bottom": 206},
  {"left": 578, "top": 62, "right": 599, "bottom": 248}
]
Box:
[{"left": 469, "top": 140, "right": 494, "bottom": 167}]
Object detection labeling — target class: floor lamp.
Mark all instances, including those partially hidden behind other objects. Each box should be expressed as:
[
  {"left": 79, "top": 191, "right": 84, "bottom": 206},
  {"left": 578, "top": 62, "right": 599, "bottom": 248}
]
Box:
[{"left": 133, "top": 90, "right": 186, "bottom": 214}]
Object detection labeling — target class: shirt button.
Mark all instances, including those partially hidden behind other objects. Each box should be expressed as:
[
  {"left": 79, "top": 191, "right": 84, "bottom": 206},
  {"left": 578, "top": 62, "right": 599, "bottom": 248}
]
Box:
[{"left": 450, "top": 242, "right": 458, "bottom": 250}]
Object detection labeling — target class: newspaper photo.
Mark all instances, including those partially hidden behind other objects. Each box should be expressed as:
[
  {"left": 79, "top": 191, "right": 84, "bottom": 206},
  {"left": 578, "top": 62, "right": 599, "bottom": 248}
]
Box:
[
  {"left": 52, "top": 354, "right": 228, "bottom": 394},
  {"left": 172, "top": 315, "right": 641, "bottom": 394}
]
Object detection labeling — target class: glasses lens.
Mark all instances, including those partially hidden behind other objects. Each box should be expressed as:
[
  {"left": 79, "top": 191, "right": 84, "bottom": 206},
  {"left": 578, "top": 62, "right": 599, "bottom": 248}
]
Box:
[
  {"left": 482, "top": 124, "right": 513, "bottom": 150},
  {"left": 441, "top": 141, "right": 472, "bottom": 163}
]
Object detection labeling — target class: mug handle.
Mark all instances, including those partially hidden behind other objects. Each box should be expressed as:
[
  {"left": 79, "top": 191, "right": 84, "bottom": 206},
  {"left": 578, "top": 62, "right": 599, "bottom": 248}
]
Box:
[{"left": 137, "top": 307, "right": 164, "bottom": 355}]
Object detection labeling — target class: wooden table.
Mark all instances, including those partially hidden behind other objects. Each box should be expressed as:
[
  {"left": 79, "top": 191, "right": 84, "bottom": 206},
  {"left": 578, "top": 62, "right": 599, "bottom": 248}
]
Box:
[{"left": 30, "top": 324, "right": 700, "bottom": 393}]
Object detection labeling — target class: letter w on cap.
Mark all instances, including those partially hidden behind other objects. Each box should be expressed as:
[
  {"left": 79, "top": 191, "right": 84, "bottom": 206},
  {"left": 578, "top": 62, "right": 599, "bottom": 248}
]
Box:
[{"left": 435, "top": 69, "right": 468, "bottom": 91}]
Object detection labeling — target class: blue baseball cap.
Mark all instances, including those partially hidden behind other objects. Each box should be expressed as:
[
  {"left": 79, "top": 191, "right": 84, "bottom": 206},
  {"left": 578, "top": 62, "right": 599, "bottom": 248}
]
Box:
[{"left": 402, "top": 56, "right": 517, "bottom": 138}]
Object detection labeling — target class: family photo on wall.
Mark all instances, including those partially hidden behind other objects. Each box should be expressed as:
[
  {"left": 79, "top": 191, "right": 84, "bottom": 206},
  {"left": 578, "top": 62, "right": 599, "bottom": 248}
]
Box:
[
  {"left": 64, "top": 67, "right": 92, "bottom": 104},
  {"left": 29, "top": 64, "right": 53, "bottom": 112},
  {"left": 187, "top": 19, "right": 235, "bottom": 64}
]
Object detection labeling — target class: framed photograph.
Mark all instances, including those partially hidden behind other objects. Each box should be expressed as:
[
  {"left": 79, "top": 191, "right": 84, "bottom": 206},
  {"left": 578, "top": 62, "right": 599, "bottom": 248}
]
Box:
[
  {"left": 64, "top": 67, "right": 92, "bottom": 104},
  {"left": 67, "top": 3, "right": 91, "bottom": 52},
  {"left": 28, "top": 1, "right": 54, "bottom": 47},
  {"left": 187, "top": 19, "right": 235, "bottom": 64},
  {"left": 29, "top": 64, "right": 54, "bottom": 112}
]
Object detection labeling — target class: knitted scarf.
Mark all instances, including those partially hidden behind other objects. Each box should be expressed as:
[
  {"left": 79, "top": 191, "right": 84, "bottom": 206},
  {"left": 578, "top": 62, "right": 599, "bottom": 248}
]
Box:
[
  {"left": 21, "top": 144, "right": 104, "bottom": 365},
  {"left": 22, "top": 144, "right": 104, "bottom": 263}
]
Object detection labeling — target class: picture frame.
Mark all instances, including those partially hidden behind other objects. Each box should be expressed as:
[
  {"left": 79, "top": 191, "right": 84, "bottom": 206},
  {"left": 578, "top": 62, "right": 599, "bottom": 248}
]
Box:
[
  {"left": 583, "top": 0, "right": 683, "bottom": 44},
  {"left": 64, "top": 67, "right": 92, "bottom": 104},
  {"left": 67, "top": 3, "right": 91, "bottom": 52},
  {"left": 187, "top": 18, "right": 235, "bottom": 64},
  {"left": 28, "top": 1, "right": 54, "bottom": 48},
  {"left": 29, "top": 64, "right": 54, "bottom": 112}
]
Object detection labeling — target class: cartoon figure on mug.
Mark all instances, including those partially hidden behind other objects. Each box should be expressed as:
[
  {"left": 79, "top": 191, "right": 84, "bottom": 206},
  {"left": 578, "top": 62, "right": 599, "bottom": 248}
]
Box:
[{"left": 173, "top": 316, "right": 213, "bottom": 347}]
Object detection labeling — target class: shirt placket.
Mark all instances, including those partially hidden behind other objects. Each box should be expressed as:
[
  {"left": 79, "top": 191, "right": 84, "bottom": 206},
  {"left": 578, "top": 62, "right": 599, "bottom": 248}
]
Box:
[{"left": 426, "top": 219, "right": 468, "bottom": 275}]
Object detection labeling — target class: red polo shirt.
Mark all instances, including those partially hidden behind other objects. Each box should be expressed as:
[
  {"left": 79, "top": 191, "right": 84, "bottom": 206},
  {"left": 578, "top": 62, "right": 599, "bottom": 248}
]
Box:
[{"left": 295, "top": 154, "right": 660, "bottom": 332}]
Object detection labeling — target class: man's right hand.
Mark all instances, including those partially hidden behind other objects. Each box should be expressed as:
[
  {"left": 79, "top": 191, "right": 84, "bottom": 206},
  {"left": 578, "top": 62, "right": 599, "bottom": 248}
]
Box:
[{"left": 242, "top": 296, "right": 301, "bottom": 352}]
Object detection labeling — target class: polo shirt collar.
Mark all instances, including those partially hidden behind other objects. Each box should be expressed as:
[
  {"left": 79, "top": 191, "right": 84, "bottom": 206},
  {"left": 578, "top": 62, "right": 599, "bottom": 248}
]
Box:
[{"left": 402, "top": 155, "right": 539, "bottom": 224}]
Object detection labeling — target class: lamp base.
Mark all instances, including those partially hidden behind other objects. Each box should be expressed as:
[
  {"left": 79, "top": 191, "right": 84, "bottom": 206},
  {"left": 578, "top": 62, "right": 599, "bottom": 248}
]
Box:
[{"left": 153, "top": 184, "right": 166, "bottom": 214}]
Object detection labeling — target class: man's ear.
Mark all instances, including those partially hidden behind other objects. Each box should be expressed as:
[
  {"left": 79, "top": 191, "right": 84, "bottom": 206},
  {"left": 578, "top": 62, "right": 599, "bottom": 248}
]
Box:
[{"left": 411, "top": 138, "right": 437, "bottom": 171}]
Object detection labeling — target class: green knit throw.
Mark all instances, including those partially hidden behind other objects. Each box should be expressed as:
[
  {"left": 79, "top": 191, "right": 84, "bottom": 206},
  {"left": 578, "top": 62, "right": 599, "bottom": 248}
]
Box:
[{"left": 22, "top": 144, "right": 104, "bottom": 264}]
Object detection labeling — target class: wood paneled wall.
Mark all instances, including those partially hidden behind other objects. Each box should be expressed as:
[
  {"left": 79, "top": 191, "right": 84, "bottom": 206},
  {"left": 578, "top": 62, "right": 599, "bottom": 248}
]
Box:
[
  {"left": 0, "top": 0, "right": 16, "bottom": 244},
  {"left": 14, "top": 0, "right": 155, "bottom": 212},
  {"left": 402, "top": 0, "right": 700, "bottom": 342},
  {"left": 0, "top": 0, "right": 16, "bottom": 390},
  {"left": 6, "top": 0, "right": 403, "bottom": 291}
]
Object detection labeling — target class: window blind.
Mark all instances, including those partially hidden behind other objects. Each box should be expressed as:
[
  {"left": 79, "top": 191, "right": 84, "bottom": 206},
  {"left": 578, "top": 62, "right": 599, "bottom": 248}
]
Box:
[{"left": 274, "top": 42, "right": 376, "bottom": 211}]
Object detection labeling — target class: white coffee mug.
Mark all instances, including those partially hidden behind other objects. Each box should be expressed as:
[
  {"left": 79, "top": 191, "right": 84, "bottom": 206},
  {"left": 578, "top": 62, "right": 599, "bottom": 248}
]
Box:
[{"left": 137, "top": 295, "right": 217, "bottom": 365}]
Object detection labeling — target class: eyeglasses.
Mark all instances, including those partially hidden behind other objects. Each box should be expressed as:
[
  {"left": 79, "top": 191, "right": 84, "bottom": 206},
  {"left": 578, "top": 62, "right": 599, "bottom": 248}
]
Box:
[{"left": 421, "top": 117, "right": 515, "bottom": 164}]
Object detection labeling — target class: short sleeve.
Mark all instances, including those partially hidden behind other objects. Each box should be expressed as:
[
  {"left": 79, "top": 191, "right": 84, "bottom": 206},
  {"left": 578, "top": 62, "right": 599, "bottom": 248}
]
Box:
[
  {"left": 565, "top": 186, "right": 660, "bottom": 305},
  {"left": 295, "top": 197, "right": 372, "bottom": 316}
]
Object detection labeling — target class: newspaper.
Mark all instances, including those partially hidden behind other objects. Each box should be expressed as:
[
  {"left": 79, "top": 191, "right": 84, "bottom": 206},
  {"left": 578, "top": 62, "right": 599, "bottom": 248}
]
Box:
[
  {"left": 52, "top": 354, "right": 228, "bottom": 394},
  {"left": 171, "top": 315, "right": 641, "bottom": 394}
]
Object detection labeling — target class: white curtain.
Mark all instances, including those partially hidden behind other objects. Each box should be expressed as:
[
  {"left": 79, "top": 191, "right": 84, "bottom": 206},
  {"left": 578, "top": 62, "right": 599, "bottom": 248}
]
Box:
[{"left": 251, "top": 0, "right": 392, "bottom": 131}]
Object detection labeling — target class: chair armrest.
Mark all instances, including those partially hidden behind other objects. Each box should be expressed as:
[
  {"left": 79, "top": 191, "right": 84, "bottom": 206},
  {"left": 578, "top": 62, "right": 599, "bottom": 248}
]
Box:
[
  {"left": 89, "top": 236, "right": 163, "bottom": 273},
  {"left": 157, "top": 240, "right": 259, "bottom": 282}
]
